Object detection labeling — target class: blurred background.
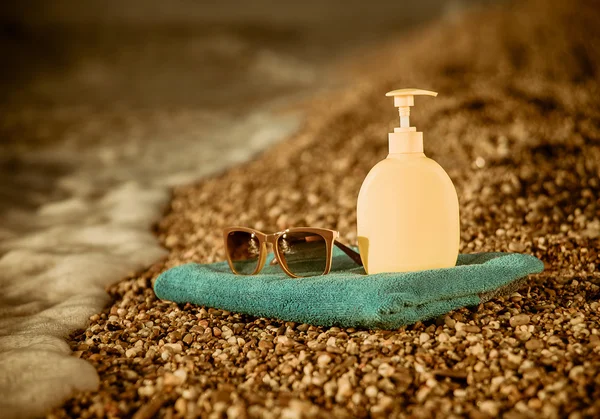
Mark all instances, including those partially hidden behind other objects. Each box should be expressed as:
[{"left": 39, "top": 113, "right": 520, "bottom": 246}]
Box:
[
  {"left": 0, "top": 0, "right": 494, "bottom": 240},
  {"left": 1, "top": 0, "right": 487, "bottom": 108}
]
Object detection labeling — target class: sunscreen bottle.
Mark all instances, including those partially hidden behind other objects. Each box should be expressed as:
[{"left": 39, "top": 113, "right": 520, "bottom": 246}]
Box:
[{"left": 357, "top": 88, "right": 459, "bottom": 274}]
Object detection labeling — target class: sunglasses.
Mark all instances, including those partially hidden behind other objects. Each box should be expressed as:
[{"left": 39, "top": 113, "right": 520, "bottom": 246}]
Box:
[{"left": 223, "top": 227, "right": 363, "bottom": 278}]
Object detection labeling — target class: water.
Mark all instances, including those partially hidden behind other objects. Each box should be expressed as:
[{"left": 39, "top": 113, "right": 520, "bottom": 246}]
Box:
[{"left": 0, "top": 1, "right": 482, "bottom": 417}]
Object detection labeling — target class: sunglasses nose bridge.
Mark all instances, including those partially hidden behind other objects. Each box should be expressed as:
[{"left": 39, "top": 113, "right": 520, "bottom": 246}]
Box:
[{"left": 265, "top": 233, "right": 279, "bottom": 245}]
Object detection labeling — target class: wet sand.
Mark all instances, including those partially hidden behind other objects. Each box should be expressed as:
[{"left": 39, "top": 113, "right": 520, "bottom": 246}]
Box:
[{"left": 40, "top": 0, "right": 600, "bottom": 417}]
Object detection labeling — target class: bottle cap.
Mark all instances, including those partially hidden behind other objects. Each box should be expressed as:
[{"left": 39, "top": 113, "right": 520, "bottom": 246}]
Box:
[{"left": 385, "top": 88, "right": 438, "bottom": 153}]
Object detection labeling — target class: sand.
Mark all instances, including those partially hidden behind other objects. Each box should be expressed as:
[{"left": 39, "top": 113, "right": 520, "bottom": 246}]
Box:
[{"left": 49, "top": 0, "right": 600, "bottom": 417}]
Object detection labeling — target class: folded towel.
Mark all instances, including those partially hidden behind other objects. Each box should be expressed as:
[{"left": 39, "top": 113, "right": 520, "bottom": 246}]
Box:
[{"left": 154, "top": 248, "right": 543, "bottom": 329}]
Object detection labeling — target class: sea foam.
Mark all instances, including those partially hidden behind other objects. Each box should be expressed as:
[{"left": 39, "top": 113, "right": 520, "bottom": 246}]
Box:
[{"left": 0, "top": 109, "right": 299, "bottom": 418}]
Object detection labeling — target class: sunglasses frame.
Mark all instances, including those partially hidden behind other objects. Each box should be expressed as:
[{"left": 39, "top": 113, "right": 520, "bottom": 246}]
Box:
[{"left": 223, "top": 226, "right": 362, "bottom": 278}]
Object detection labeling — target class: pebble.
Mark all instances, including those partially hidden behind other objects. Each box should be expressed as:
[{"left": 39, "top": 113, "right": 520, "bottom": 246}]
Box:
[
  {"left": 336, "top": 376, "right": 353, "bottom": 401},
  {"left": 479, "top": 400, "right": 499, "bottom": 416},
  {"left": 569, "top": 365, "right": 585, "bottom": 380},
  {"left": 221, "top": 326, "right": 234, "bottom": 339},
  {"left": 346, "top": 341, "right": 359, "bottom": 354},
  {"left": 364, "top": 385, "right": 378, "bottom": 398},
  {"left": 164, "top": 369, "right": 187, "bottom": 386},
  {"left": 464, "top": 325, "right": 481, "bottom": 333},
  {"left": 509, "top": 314, "right": 531, "bottom": 327},
  {"left": 174, "top": 398, "right": 187, "bottom": 415},
  {"left": 182, "top": 389, "right": 198, "bottom": 400},
  {"left": 508, "top": 242, "right": 526, "bottom": 252},
  {"left": 138, "top": 385, "right": 155, "bottom": 398},
  {"left": 163, "top": 343, "right": 183, "bottom": 353},
  {"left": 259, "top": 340, "right": 274, "bottom": 350},
  {"left": 227, "top": 405, "right": 246, "bottom": 419},
  {"left": 454, "top": 389, "right": 467, "bottom": 398},
  {"left": 317, "top": 354, "right": 332, "bottom": 367},
  {"left": 125, "top": 347, "right": 142, "bottom": 358},
  {"left": 377, "top": 363, "right": 395, "bottom": 378},
  {"left": 526, "top": 339, "right": 543, "bottom": 350}
]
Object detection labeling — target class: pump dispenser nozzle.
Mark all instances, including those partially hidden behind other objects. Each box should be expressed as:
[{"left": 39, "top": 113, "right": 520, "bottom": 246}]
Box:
[{"left": 385, "top": 88, "right": 437, "bottom": 153}]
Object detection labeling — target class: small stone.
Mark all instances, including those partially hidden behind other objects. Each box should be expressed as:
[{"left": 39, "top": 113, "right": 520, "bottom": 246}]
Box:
[
  {"left": 123, "top": 370, "right": 138, "bottom": 381},
  {"left": 297, "top": 324, "right": 310, "bottom": 332},
  {"left": 163, "top": 343, "right": 183, "bottom": 353},
  {"left": 468, "top": 343, "right": 484, "bottom": 356},
  {"left": 346, "top": 341, "right": 359, "bottom": 354},
  {"left": 526, "top": 339, "right": 543, "bottom": 350},
  {"left": 221, "top": 326, "right": 234, "bottom": 339},
  {"left": 174, "top": 397, "right": 187, "bottom": 415},
  {"left": 125, "top": 347, "right": 141, "bottom": 358},
  {"left": 335, "top": 376, "right": 353, "bottom": 401},
  {"left": 371, "top": 395, "right": 394, "bottom": 414},
  {"left": 377, "top": 363, "right": 395, "bottom": 378},
  {"left": 570, "top": 316, "right": 584, "bottom": 325},
  {"left": 454, "top": 389, "right": 467, "bottom": 397},
  {"left": 227, "top": 404, "right": 246, "bottom": 419},
  {"left": 547, "top": 335, "right": 563, "bottom": 345},
  {"left": 164, "top": 369, "right": 187, "bottom": 386},
  {"left": 138, "top": 385, "right": 155, "bottom": 397},
  {"left": 165, "top": 235, "right": 179, "bottom": 247},
  {"left": 509, "top": 242, "right": 526, "bottom": 252},
  {"left": 515, "top": 329, "right": 532, "bottom": 341},
  {"left": 258, "top": 340, "right": 274, "bottom": 350},
  {"left": 479, "top": 400, "right": 499, "bottom": 416},
  {"left": 276, "top": 335, "right": 292, "bottom": 345},
  {"left": 419, "top": 333, "right": 430, "bottom": 343},
  {"left": 509, "top": 314, "right": 530, "bottom": 327},
  {"left": 317, "top": 354, "right": 332, "bottom": 367},
  {"left": 365, "top": 385, "right": 378, "bottom": 398},
  {"left": 490, "top": 376, "right": 505, "bottom": 392},
  {"left": 182, "top": 388, "right": 198, "bottom": 400},
  {"left": 323, "top": 380, "right": 337, "bottom": 398},
  {"left": 464, "top": 325, "right": 481, "bottom": 333},
  {"left": 507, "top": 352, "right": 522, "bottom": 366},
  {"left": 569, "top": 365, "right": 585, "bottom": 380}
]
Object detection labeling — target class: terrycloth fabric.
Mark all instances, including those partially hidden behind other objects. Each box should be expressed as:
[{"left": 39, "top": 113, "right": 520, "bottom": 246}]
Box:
[{"left": 154, "top": 249, "right": 544, "bottom": 329}]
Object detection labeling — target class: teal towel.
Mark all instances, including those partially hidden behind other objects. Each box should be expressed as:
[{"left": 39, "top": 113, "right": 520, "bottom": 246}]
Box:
[{"left": 154, "top": 249, "right": 543, "bottom": 329}]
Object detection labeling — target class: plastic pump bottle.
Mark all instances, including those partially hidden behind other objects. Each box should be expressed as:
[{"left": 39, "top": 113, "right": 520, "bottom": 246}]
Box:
[{"left": 357, "top": 88, "right": 459, "bottom": 274}]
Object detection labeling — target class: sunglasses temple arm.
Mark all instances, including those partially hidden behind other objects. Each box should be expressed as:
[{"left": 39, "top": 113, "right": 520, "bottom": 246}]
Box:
[
  {"left": 269, "top": 240, "right": 362, "bottom": 266},
  {"left": 333, "top": 240, "right": 363, "bottom": 266}
]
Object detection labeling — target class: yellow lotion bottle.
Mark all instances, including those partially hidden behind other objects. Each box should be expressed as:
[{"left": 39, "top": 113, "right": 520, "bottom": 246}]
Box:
[{"left": 357, "top": 88, "right": 459, "bottom": 274}]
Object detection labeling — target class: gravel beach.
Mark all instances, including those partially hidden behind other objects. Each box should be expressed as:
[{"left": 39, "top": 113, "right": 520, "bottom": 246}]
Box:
[{"left": 49, "top": 0, "right": 600, "bottom": 417}]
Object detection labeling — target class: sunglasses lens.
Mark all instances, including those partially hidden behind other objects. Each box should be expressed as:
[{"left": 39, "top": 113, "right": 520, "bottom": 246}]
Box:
[
  {"left": 277, "top": 232, "right": 328, "bottom": 277},
  {"left": 227, "top": 231, "right": 261, "bottom": 274}
]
